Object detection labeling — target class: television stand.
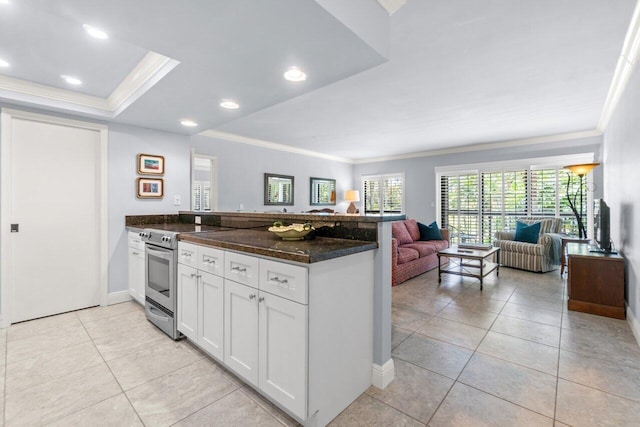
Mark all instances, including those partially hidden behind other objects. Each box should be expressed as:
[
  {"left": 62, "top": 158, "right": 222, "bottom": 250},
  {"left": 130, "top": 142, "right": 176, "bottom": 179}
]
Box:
[
  {"left": 589, "top": 246, "right": 618, "bottom": 255},
  {"left": 567, "top": 243, "right": 625, "bottom": 319}
]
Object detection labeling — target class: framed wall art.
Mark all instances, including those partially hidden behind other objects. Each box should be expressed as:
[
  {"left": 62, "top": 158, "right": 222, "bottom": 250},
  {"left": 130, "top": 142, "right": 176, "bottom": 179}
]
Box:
[
  {"left": 310, "top": 177, "right": 336, "bottom": 206},
  {"left": 137, "top": 177, "right": 164, "bottom": 199},
  {"left": 264, "top": 173, "right": 294, "bottom": 206},
  {"left": 137, "top": 153, "right": 165, "bottom": 175}
]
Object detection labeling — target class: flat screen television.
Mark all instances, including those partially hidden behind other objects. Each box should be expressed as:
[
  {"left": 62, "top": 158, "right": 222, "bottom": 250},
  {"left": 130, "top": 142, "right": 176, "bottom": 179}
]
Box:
[{"left": 593, "top": 199, "right": 612, "bottom": 253}]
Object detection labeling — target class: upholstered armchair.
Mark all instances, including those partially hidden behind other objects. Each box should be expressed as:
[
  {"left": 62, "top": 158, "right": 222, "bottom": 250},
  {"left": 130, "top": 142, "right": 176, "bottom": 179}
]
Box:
[{"left": 493, "top": 217, "right": 563, "bottom": 272}]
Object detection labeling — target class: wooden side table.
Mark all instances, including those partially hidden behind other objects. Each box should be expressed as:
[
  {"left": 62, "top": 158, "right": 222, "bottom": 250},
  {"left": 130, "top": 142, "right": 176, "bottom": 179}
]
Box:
[
  {"left": 567, "top": 243, "right": 625, "bottom": 319},
  {"left": 560, "top": 237, "right": 590, "bottom": 276}
]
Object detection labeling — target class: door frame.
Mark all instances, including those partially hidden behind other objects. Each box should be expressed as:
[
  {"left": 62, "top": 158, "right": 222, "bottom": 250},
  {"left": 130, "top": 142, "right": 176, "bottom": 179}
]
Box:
[{"left": 0, "top": 108, "right": 109, "bottom": 327}]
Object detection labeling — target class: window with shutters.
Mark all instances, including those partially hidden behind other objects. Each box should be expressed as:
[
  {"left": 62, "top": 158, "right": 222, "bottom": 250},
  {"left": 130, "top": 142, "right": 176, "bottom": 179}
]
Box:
[
  {"left": 362, "top": 173, "right": 404, "bottom": 214},
  {"left": 437, "top": 156, "right": 593, "bottom": 244}
]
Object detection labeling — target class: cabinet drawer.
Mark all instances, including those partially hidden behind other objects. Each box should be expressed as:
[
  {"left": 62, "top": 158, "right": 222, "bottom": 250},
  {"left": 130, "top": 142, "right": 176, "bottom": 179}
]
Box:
[
  {"left": 127, "top": 231, "right": 145, "bottom": 251},
  {"left": 198, "top": 246, "right": 225, "bottom": 277},
  {"left": 178, "top": 242, "right": 198, "bottom": 267},
  {"left": 225, "top": 251, "right": 259, "bottom": 288},
  {"left": 260, "top": 259, "right": 308, "bottom": 304}
]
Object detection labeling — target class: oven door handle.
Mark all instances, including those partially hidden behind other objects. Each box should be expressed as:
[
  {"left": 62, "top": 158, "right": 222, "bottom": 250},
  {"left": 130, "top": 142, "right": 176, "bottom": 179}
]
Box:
[
  {"left": 146, "top": 245, "right": 174, "bottom": 261},
  {"left": 147, "top": 306, "right": 170, "bottom": 322}
]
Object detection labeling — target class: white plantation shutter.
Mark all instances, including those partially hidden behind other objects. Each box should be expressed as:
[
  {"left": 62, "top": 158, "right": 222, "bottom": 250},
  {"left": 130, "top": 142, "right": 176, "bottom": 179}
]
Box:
[
  {"left": 441, "top": 173, "right": 479, "bottom": 244},
  {"left": 481, "top": 171, "right": 503, "bottom": 244},
  {"left": 439, "top": 160, "right": 590, "bottom": 243},
  {"left": 362, "top": 173, "right": 404, "bottom": 214}
]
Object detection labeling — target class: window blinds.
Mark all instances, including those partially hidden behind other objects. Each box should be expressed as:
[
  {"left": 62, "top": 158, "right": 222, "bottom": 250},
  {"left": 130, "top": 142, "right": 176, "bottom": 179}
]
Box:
[{"left": 363, "top": 173, "right": 404, "bottom": 214}]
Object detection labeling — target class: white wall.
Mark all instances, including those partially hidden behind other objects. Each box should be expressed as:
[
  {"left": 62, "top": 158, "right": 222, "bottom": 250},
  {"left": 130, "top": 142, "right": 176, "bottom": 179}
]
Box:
[
  {"left": 190, "top": 135, "right": 354, "bottom": 213},
  {"left": 353, "top": 135, "right": 604, "bottom": 225},
  {"left": 108, "top": 130, "right": 354, "bottom": 294},
  {"left": 603, "top": 61, "right": 640, "bottom": 335},
  {"left": 108, "top": 124, "right": 191, "bottom": 293}
]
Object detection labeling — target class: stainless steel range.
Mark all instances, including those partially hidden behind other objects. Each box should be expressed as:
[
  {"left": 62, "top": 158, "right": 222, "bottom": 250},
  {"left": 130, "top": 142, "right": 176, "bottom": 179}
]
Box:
[{"left": 139, "top": 228, "right": 180, "bottom": 339}]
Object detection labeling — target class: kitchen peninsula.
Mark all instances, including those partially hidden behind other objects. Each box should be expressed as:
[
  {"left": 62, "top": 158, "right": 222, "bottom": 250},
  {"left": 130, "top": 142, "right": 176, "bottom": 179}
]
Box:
[{"left": 126, "top": 211, "right": 403, "bottom": 426}]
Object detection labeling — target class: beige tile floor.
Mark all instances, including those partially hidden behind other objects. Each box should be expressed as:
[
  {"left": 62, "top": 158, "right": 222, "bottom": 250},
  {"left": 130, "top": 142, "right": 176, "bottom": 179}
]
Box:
[{"left": 1, "top": 267, "right": 640, "bottom": 426}]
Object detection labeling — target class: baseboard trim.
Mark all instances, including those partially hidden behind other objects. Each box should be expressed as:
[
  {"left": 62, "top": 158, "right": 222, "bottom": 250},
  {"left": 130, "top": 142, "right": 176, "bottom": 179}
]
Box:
[
  {"left": 107, "top": 290, "right": 133, "bottom": 306},
  {"left": 371, "top": 359, "right": 395, "bottom": 389},
  {"left": 627, "top": 303, "right": 640, "bottom": 349}
]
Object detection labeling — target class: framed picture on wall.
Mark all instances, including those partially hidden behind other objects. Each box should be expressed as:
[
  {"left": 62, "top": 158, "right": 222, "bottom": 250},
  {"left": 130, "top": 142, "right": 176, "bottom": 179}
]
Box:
[
  {"left": 137, "top": 153, "right": 165, "bottom": 175},
  {"left": 137, "top": 178, "right": 164, "bottom": 199}
]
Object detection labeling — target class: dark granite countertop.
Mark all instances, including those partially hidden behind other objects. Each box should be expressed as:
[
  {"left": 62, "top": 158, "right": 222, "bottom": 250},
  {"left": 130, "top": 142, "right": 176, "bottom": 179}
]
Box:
[
  {"left": 178, "top": 229, "right": 378, "bottom": 264},
  {"left": 128, "top": 223, "right": 233, "bottom": 233},
  {"left": 179, "top": 211, "right": 406, "bottom": 223}
]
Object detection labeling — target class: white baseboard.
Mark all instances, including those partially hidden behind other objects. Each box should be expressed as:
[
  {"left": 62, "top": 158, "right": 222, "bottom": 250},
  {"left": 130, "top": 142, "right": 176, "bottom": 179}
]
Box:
[
  {"left": 627, "top": 303, "right": 640, "bottom": 349},
  {"left": 371, "top": 359, "right": 395, "bottom": 389},
  {"left": 107, "top": 290, "right": 133, "bottom": 305}
]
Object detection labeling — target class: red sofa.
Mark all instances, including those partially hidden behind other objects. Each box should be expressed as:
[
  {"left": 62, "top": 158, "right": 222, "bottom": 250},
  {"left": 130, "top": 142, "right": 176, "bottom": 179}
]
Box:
[{"left": 392, "top": 219, "right": 450, "bottom": 286}]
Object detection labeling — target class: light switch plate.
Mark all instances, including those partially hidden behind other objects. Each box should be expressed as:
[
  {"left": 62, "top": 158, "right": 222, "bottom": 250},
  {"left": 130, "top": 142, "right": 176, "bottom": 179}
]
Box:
[{"left": 174, "top": 195, "right": 181, "bottom": 206}]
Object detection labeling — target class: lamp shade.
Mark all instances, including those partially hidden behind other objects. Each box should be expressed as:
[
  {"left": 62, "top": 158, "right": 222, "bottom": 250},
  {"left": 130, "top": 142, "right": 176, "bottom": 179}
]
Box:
[
  {"left": 564, "top": 162, "right": 600, "bottom": 176},
  {"left": 345, "top": 190, "right": 360, "bottom": 202}
]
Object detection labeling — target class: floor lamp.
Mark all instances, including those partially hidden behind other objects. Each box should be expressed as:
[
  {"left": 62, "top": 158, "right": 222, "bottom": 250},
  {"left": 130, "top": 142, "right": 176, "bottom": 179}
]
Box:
[{"left": 563, "top": 163, "right": 600, "bottom": 238}]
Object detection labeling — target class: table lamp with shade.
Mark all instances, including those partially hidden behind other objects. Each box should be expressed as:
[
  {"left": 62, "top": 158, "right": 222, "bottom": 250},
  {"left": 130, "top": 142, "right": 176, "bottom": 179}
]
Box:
[
  {"left": 563, "top": 162, "right": 600, "bottom": 238},
  {"left": 345, "top": 190, "right": 360, "bottom": 214}
]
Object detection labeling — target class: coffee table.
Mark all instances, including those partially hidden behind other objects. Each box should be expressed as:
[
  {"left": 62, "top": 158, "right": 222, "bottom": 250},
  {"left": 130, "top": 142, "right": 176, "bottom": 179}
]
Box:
[{"left": 437, "top": 246, "right": 500, "bottom": 290}]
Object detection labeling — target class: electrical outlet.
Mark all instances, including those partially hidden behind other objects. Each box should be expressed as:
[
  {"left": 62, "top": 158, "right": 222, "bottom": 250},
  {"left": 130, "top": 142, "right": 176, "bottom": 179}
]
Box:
[
  {"left": 195, "top": 216, "right": 201, "bottom": 224},
  {"left": 174, "top": 195, "right": 181, "bottom": 206}
]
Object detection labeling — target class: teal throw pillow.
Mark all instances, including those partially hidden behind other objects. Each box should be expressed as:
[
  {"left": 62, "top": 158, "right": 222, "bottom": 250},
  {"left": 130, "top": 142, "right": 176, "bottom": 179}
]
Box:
[
  {"left": 514, "top": 221, "right": 541, "bottom": 244},
  {"left": 418, "top": 221, "right": 443, "bottom": 241}
]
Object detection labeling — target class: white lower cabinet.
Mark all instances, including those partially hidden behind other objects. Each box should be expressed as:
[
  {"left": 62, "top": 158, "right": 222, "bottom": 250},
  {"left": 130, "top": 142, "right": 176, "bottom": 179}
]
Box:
[
  {"left": 223, "top": 279, "right": 259, "bottom": 385},
  {"left": 177, "top": 263, "right": 225, "bottom": 361},
  {"left": 178, "top": 241, "right": 374, "bottom": 426},
  {"left": 177, "top": 264, "right": 198, "bottom": 340},
  {"left": 127, "top": 232, "right": 145, "bottom": 305},
  {"left": 223, "top": 279, "right": 308, "bottom": 419},
  {"left": 198, "top": 270, "right": 224, "bottom": 359},
  {"left": 258, "top": 289, "right": 307, "bottom": 419}
]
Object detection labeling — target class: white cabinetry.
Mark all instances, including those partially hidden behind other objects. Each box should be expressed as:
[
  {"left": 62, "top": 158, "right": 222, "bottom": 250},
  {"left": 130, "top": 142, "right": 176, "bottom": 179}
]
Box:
[
  {"left": 224, "top": 279, "right": 259, "bottom": 384},
  {"left": 127, "top": 231, "right": 145, "bottom": 305},
  {"left": 178, "top": 240, "right": 373, "bottom": 426},
  {"left": 177, "top": 242, "right": 224, "bottom": 360},
  {"left": 224, "top": 259, "right": 308, "bottom": 419}
]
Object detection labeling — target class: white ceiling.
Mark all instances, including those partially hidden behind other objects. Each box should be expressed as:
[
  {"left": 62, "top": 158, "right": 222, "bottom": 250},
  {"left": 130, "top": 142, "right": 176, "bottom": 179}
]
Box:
[{"left": 0, "top": 0, "right": 635, "bottom": 161}]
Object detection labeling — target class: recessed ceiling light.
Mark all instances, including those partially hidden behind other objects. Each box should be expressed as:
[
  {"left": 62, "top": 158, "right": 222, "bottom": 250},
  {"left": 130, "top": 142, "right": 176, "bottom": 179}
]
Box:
[
  {"left": 0, "top": 58, "right": 9, "bottom": 68},
  {"left": 0, "top": 0, "right": 9, "bottom": 5},
  {"left": 61, "top": 75, "right": 82, "bottom": 86},
  {"left": 284, "top": 66, "right": 307, "bottom": 82},
  {"left": 180, "top": 119, "right": 198, "bottom": 127},
  {"left": 219, "top": 100, "right": 239, "bottom": 110},
  {"left": 83, "top": 24, "right": 108, "bottom": 40}
]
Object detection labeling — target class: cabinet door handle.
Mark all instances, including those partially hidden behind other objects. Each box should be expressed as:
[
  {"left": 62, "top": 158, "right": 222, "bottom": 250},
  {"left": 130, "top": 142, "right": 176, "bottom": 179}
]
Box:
[
  {"left": 258, "top": 296, "right": 264, "bottom": 303},
  {"left": 231, "top": 266, "right": 247, "bottom": 273},
  {"left": 271, "top": 276, "right": 288, "bottom": 285},
  {"left": 190, "top": 273, "right": 197, "bottom": 278},
  {"left": 132, "top": 251, "right": 139, "bottom": 255},
  {"left": 249, "top": 293, "right": 256, "bottom": 299}
]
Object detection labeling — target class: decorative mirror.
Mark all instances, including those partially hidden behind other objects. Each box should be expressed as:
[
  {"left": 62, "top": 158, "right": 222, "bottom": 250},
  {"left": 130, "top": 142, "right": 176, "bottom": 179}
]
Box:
[
  {"left": 264, "top": 173, "right": 294, "bottom": 205},
  {"left": 310, "top": 177, "right": 336, "bottom": 206}
]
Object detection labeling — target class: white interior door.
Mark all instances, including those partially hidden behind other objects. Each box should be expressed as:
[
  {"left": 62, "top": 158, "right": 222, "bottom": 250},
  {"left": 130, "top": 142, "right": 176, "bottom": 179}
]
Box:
[{"left": 7, "top": 115, "right": 103, "bottom": 323}]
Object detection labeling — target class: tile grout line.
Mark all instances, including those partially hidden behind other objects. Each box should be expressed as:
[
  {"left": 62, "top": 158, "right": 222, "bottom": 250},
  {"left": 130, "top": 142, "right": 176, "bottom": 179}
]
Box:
[
  {"left": 424, "top": 276, "right": 516, "bottom": 426},
  {"left": 79, "top": 306, "right": 148, "bottom": 426}
]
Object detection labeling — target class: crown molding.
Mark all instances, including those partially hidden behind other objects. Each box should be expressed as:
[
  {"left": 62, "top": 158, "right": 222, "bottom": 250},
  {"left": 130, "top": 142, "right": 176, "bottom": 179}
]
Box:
[
  {"left": 0, "top": 51, "right": 178, "bottom": 118},
  {"left": 598, "top": 0, "right": 640, "bottom": 131},
  {"left": 108, "top": 52, "right": 180, "bottom": 115},
  {"left": 198, "top": 129, "right": 354, "bottom": 164},
  {"left": 352, "top": 130, "right": 603, "bottom": 164}
]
